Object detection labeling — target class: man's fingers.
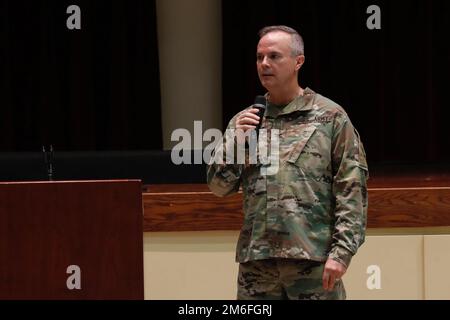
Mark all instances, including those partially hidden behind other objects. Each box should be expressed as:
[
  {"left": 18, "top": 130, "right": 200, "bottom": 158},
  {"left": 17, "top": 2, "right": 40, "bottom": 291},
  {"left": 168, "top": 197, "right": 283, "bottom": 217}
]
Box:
[
  {"left": 241, "top": 112, "right": 260, "bottom": 121},
  {"left": 323, "top": 272, "right": 338, "bottom": 292},
  {"left": 322, "top": 258, "right": 346, "bottom": 292},
  {"left": 322, "top": 273, "right": 329, "bottom": 291},
  {"left": 328, "top": 274, "right": 336, "bottom": 292},
  {"left": 238, "top": 118, "right": 260, "bottom": 125},
  {"left": 236, "top": 109, "right": 261, "bottom": 129},
  {"left": 237, "top": 114, "right": 260, "bottom": 129},
  {"left": 237, "top": 125, "right": 256, "bottom": 131},
  {"left": 248, "top": 108, "right": 261, "bottom": 114}
]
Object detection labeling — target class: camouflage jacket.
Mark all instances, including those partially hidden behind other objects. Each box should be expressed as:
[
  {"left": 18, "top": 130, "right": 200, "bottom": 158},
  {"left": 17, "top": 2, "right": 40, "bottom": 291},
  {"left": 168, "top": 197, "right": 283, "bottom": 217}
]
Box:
[{"left": 207, "top": 88, "right": 369, "bottom": 267}]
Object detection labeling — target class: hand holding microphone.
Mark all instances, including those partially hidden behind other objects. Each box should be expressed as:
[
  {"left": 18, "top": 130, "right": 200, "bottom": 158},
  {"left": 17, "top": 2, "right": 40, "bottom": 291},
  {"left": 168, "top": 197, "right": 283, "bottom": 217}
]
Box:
[
  {"left": 236, "top": 96, "right": 266, "bottom": 148},
  {"left": 235, "top": 96, "right": 266, "bottom": 144}
]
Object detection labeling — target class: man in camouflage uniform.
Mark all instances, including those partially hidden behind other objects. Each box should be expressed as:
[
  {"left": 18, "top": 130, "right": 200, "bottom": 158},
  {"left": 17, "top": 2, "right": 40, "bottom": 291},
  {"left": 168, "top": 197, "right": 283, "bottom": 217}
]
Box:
[{"left": 207, "top": 25, "right": 368, "bottom": 300}]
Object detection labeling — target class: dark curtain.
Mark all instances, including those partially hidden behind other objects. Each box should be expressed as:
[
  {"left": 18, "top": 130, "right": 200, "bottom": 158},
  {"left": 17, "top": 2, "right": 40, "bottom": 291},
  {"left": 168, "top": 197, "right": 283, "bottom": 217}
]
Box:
[
  {"left": 0, "top": 0, "right": 162, "bottom": 151},
  {"left": 222, "top": 0, "right": 450, "bottom": 165}
]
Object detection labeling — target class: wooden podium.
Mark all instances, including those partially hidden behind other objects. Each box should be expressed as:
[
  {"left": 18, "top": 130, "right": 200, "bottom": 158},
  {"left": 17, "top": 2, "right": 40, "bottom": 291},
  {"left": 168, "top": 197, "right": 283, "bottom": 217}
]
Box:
[{"left": 0, "top": 180, "right": 144, "bottom": 299}]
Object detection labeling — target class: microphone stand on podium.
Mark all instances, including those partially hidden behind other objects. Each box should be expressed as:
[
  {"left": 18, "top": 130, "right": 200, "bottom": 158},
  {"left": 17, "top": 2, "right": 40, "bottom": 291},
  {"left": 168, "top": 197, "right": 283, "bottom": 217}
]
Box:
[{"left": 42, "top": 145, "right": 54, "bottom": 181}]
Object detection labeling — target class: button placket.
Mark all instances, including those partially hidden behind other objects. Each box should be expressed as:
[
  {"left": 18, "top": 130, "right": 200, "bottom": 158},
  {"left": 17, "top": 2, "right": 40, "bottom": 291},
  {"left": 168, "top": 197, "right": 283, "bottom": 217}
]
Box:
[{"left": 266, "top": 118, "right": 282, "bottom": 231}]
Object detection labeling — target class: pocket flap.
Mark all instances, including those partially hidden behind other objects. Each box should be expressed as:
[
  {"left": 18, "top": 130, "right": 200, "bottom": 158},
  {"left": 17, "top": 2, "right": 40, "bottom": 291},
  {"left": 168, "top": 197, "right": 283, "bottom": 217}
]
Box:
[{"left": 287, "top": 125, "right": 317, "bottom": 164}]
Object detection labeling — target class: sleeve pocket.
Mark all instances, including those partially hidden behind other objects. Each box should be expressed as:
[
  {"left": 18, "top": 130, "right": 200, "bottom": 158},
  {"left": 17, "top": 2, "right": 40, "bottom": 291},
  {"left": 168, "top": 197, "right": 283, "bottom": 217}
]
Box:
[{"left": 354, "top": 128, "right": 369, "bottom": 175}]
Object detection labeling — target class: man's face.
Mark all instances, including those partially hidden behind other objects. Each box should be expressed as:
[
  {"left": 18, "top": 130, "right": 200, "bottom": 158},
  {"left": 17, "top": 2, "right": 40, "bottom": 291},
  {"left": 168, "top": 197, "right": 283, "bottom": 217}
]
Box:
[{"left": 256, "top": 31, "right": 303, "bottom": 91}]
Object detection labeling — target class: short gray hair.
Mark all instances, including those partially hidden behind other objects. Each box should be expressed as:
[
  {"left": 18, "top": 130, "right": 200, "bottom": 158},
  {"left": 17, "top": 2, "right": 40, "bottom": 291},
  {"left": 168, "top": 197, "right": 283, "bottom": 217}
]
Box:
[{"left": 258, "top": 25, "right": 304, "bottom": 56}]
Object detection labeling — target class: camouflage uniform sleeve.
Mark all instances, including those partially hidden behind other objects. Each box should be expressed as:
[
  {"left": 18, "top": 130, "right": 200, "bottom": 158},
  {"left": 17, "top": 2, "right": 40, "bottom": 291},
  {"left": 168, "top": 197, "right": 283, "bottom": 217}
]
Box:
[
  {"left": 328, "top": 112, "right": 369, "bottom": 268},
  {"left": 206, "top": 115, "right": 244, "bottom": 197}
]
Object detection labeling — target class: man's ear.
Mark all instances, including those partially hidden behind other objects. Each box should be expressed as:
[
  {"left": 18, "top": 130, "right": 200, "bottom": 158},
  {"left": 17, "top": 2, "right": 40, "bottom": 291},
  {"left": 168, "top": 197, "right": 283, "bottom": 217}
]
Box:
[{"left": 295, "top": 55, "right": 305, "bottom": 71}]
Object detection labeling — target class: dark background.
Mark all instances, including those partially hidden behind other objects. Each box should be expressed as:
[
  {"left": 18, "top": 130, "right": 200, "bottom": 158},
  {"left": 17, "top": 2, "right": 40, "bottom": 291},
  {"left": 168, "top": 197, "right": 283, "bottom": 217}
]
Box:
[
  {"left": 1, "top": 0, "right": 449, "bottom": 183},
  {"left": 0, "top": 0, "right": 162, "bottom": 151}
]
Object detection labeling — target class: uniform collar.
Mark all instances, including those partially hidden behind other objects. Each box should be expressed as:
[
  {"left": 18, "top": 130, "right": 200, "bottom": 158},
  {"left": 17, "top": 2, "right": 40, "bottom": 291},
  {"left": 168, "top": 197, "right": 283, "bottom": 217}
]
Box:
[{"left": 264, "top": 87, "right": 316, "bottom": 118}]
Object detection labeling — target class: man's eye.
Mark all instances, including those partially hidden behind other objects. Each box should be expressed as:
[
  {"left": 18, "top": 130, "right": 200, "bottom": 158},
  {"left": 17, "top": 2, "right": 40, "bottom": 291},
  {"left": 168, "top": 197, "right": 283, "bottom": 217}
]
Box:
[{"left": 270, "top": 54, "right": 279, "bottom": 59}]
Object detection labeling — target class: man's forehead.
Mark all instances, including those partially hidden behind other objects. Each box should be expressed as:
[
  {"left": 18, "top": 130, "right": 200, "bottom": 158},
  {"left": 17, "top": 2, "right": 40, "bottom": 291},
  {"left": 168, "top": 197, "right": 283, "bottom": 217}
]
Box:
[
  {"left": 259, "top": 31, "right": 291, "bottom": 43},
  {"left": 257, "top": 31, "right": 291, "bottom": 51}
]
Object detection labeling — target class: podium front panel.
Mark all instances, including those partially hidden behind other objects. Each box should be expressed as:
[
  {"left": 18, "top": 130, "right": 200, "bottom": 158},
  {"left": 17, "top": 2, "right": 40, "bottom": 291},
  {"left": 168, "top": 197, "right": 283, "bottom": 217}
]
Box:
[{"left": 0, "top": 180, "right": 144, "bottom": 299}]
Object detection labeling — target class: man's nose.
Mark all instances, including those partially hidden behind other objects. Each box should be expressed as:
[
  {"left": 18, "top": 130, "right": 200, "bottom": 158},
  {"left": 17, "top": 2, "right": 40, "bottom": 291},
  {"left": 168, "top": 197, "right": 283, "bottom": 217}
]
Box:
[{"left": 261, "top": 56, "right": 270, "bottom": 67}]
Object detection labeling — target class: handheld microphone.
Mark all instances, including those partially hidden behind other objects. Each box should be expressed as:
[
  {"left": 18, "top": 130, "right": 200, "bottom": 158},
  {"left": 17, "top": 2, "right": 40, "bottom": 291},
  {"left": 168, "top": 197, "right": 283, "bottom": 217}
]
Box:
[
  {"left": 244, "top": 95, "right": 267, "bottom": 151},
  {"left": 253, "top": 95, "right": 266, "bottom": 135},
  {"left": 246, "top": 96, "right": 266, "bottom": 163}
]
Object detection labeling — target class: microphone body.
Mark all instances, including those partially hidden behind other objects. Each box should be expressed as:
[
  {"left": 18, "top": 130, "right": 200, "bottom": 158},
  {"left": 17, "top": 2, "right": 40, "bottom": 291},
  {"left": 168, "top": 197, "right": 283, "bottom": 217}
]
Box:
[
  {"left": 253, "top": 95, "right": 266, "bottom": 137},
  {"left": 244, "top": 95, "right": 266, "bottom": 153}
]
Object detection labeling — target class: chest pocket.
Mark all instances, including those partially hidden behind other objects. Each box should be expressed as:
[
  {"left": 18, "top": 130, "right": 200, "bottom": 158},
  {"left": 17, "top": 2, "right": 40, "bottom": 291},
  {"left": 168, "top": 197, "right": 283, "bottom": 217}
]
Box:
[{"left": 285, "top": 124, "right": 332, "bottom": 180}]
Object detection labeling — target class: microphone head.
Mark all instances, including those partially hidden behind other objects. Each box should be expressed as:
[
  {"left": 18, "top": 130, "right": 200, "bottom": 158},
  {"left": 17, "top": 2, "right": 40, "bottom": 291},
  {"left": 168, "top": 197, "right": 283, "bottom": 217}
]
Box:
[
  {"left": 253, "top": 96, "right": 266, "bottom": 132},
  {"left": 254, "top": 95, "right": 266, "bottom": 108}
]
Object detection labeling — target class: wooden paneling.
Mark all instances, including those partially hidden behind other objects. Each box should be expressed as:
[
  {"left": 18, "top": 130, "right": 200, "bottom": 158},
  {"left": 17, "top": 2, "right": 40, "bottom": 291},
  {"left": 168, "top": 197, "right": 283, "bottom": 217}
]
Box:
[
  {"left": 368, "top": 188, "right": 450, "bottom": 227},
  {"left": 143, "top": 173, "right": 450, "bottom": 232},
  {"left": 143, "top": 191, "right": 243, "bottom": 232},
  {"left": 0, "top": 180, "right": 144, "bottom": 299}
]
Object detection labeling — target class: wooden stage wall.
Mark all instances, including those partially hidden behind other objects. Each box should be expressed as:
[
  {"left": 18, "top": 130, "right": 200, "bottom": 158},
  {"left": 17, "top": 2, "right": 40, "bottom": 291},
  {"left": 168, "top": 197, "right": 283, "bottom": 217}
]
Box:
[{"left": 143, "top": 172, "right": 450, "bottom": 232}]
